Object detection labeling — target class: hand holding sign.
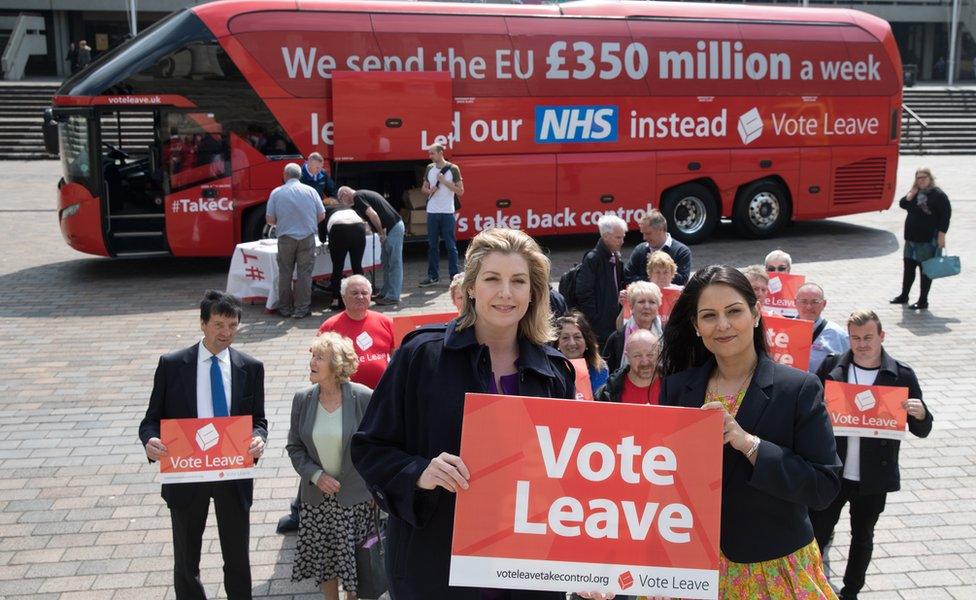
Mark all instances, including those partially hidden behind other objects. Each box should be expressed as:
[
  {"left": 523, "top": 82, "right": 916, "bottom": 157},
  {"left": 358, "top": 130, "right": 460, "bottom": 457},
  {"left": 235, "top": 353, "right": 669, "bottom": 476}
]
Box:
[
  {"left": 905, "top": 398, "right": 927, "bottom": 420},
  {"left": 248, "top": 436, "right": 266, "bottom": 459},
  {"left": 418, "top": 452, "right": 470, "bottom": 493},
  {"left": 145, "top": 437, "right": 168, "bottom": 461},
  {"left": 702, "top": 402, "right": 757, "bottom": 462}
]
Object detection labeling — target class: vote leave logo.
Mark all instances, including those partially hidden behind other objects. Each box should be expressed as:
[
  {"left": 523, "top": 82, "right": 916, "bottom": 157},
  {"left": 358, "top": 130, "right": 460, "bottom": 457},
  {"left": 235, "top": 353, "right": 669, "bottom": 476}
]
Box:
[
  {"left": 195, "top": 423, "right": 220, "bottom": 451},
  {"left": 618, "top": 571, "right": 634, "bottom": 590}
]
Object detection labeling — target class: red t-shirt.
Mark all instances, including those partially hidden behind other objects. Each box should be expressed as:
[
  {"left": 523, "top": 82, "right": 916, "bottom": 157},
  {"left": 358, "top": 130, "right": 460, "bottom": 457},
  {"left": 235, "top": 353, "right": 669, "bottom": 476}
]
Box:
[
  {"left": 620, "top": 376, "right": 661, "bottom": 405},
  {"left": 318, "top": 311, "right": 394, "bottom": 389}
]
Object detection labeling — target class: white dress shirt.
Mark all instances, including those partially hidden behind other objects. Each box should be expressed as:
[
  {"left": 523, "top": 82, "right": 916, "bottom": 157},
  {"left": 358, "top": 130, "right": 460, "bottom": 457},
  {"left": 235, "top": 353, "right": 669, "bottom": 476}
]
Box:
[
  {"left": 843, "top": 363, "right": 880, "bottom": 482},
  {"left": 197, "top": 340, "right": 232, "bottom": 418}
]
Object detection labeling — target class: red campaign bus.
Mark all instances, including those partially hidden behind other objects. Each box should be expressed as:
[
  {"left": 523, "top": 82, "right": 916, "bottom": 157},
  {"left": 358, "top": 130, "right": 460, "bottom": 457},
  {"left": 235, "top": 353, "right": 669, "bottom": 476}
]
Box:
[{"left": 47, "top": 0, "right": 902, "bottom": 258}]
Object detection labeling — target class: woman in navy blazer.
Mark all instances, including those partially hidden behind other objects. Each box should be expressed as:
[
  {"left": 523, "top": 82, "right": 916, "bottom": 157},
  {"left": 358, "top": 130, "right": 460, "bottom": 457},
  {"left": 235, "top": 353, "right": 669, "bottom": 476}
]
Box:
[
  {"left": 352, "top": 228, "right": 575, "bottom": 600},
  {"left": 658, "top": 265, "right": 841, "bottom": 598}
]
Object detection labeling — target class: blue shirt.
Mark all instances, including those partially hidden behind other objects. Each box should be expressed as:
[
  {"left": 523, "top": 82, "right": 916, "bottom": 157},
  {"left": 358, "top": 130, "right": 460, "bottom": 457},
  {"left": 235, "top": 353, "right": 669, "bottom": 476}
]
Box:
[
  {"left": 809, "top": 317, "right": 850, "bottom": 373},
  {"left": 266, "top": 178, "right": 324, "bottom": 240}
]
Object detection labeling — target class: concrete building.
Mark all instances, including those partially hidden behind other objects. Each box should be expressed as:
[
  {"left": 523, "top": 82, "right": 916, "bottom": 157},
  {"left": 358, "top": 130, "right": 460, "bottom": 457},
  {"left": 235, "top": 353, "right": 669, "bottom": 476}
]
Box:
[{"left": 1, "top": 0, "right": 973, "bottom": 82}]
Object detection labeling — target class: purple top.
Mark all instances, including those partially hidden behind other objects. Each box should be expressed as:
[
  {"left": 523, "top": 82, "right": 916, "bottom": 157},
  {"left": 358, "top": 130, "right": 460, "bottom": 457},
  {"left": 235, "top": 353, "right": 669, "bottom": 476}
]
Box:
[{"left": 481, "top": 366, "right": 519, "bottom": 600}]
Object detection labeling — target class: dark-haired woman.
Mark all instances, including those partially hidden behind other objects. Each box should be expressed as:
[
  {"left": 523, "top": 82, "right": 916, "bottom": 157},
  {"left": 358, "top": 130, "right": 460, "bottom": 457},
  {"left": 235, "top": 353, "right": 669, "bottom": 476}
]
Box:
[
  {"left": 553, "top": 311, "right": 609, "bottom": 395},
  {"left": 659, "top": 265, "right": 841, "bottom": 598}
]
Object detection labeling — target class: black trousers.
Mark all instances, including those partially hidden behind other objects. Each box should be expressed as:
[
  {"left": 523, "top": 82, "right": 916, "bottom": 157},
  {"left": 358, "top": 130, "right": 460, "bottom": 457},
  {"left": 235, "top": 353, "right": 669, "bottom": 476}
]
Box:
[
  {"left": 170, "top": 481, "right": 252, "bottom": 600},
  {"left": 810, "top": 479, "right": 887, "bottom": 598},
  {"left": 327, "top": 223, "right": 366, "bottom": 296}
]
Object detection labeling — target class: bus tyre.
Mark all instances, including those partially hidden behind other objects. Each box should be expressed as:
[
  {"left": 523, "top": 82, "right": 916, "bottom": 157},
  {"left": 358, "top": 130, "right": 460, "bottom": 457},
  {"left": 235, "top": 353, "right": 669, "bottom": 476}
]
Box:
[
  {"left": 243, "top": 204, "right": 269, "bottom": 242},
  {"left": 733, "top": 180, "right": 791, "bottom": 239},
  {"left": 660, "top": 183, "right": 719, "bottom": 245}
]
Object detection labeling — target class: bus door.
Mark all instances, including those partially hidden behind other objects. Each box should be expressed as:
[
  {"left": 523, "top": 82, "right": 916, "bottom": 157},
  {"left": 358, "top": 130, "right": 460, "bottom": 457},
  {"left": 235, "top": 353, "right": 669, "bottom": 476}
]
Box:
[
  {"left": 160, "top": 110, "right": 234, "bottom": 256},
  {"left": 96, "top": 108, "right": 168, "bottom": 256},
  {"left": 331, "top": 71, "right": 453, "bottom": 161}
]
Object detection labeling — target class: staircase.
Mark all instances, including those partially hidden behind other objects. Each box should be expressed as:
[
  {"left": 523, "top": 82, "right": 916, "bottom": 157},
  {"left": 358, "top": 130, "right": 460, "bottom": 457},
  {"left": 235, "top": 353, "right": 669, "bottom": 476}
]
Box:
[
  {"left": 0, "top": 81, "right": 58, "bottom": 159},
  {"left": 901, "top": 87, "right": 976, "bottom": 155}
]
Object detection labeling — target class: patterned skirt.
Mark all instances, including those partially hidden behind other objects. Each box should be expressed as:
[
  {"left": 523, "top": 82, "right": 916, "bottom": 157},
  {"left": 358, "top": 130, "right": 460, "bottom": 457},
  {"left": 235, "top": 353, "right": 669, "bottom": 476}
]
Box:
[
  {"left": 718, "top": 539, "right": 836, "bottom": 599},
  {"left": 904, "top": 239, "right": 938, "bottom": 263},
  {"left": 292, "top": 494, "right": 373, "bottom": 591}
]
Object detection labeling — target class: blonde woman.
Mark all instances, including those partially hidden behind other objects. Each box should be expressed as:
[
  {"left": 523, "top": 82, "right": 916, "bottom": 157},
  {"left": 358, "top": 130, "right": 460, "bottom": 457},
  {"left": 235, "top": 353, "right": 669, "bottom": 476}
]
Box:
[
  {"left": 352, "top": 228, "right": 575, "bottom": 600},
  {"left": 288, "top": 332, "right": 373, "bottom": 600},
  {"left": 646, "top": 250, "right": 682, "bottom": 291},
  {"left": 605, "top": 280, "right": 663, "bottom": 374}
]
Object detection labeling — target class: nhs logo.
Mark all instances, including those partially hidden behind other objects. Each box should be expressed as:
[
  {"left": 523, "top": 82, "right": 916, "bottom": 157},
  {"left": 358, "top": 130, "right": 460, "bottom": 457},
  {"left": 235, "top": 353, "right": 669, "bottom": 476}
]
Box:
[{"left": 535, "top": 105, "right": 618, "bottom": 143}]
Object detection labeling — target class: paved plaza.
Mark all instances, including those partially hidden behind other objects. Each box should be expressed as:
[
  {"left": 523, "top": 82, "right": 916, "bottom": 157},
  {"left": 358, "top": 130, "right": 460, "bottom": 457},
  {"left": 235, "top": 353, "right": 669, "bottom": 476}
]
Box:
[{"left": 0, "top": 156, "right": 973, "bottom": 599}]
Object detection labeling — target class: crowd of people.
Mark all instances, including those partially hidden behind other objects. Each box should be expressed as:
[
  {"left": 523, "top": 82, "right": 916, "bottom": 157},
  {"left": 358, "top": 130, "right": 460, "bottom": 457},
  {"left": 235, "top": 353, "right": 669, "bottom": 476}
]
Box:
[{"left": 139, "top": 165, "right": 949, "bottom": 600}]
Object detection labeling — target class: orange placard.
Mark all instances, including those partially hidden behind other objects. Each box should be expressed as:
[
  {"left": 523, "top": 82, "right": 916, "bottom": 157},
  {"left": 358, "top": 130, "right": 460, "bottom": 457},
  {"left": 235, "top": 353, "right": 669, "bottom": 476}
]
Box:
[
  {"left": 763, "top": 314, "right": 813, "bottom": 371},
  {"left": 659, "top": 287, "right": 682, "bottom": 326},
  {"left": 824, "top": 381, "right": 908, "bottom": 440},
  {"left": 159, "top": 416, "right": 254, "bottom": 483},
  {"left": 451, "top": 394, "right": 722, "bottom": 598},
  {"left": 763, "top": 273, "right": 805, "bottom": 317},
  {"left": 392, "top": 311, "right": 458, "bottom": 347},
  {"left": 570, "top": 358, "right": 593, "bottom": 401}
]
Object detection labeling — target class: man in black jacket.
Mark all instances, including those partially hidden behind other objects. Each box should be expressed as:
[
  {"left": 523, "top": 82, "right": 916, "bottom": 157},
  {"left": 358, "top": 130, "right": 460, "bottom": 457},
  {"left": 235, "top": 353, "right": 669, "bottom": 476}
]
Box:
[
  {"left": 139, "top": 290, "right": 268, "bottom": 600},
  {"left": 575, "top": 215, "right": 627, "bottom": 345},
  {"left": 810, "top": 309, "right": 933, "bottom": 600},
  {"left": 623, "top": 209, "right": 692, "bottom": 285},
  {"left": 595, "top": 330, "right": 660, "bottom": 404}
]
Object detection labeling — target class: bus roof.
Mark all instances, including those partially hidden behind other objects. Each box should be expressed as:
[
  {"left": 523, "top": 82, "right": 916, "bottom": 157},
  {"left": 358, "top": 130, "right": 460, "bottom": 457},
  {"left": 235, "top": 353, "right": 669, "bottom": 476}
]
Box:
[{"left": 193, "top": 0, "right": 891, "bottom": 41}]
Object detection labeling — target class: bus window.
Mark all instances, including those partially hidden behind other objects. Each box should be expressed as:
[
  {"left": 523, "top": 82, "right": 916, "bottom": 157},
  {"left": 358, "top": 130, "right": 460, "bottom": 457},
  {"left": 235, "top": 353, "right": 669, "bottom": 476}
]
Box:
[
  {"left": 164, "top": 112, "right": 228, "bottom": 192},
  {"left": 59, "top": 115, "right": 93, "bottom": 191}
]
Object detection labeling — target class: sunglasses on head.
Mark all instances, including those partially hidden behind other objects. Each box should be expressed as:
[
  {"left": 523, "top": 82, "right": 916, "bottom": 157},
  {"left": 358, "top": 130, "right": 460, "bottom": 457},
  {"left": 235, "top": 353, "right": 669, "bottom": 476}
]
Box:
[{"left": 766, "top": 265, "right": 789, "bottom": 272}]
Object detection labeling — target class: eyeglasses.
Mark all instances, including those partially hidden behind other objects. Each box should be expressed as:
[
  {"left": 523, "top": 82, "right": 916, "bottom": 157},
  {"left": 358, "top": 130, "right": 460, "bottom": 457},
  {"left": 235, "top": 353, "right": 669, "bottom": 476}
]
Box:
[
  {"left": 915, "top": 175, "right": 930, "bottom": 181},
  {"left": 766, "top": 265, "right": 789, "bottom": 272}
]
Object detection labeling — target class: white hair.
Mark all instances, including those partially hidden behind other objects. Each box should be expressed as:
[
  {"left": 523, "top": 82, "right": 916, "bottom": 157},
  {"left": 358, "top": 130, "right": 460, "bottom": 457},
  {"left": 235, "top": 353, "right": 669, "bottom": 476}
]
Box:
[
  {"left": 340, "top": 274, "right": 372, "bottom": 296},
  {"left": 765, "top": 249, "right": 792, "bottom": 268},
  {"left": 598, "top": 214, "right": 627, "bottom": 235},
  {"left": 337, "top": 186, "right": 355, "bottom": 199},
  {"left": 283, "top": 163, "right": 302, "bottom": 180}
]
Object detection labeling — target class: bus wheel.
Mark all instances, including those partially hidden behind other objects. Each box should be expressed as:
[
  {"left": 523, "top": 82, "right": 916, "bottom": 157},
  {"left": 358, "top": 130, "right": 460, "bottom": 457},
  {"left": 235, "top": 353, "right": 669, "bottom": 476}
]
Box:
[
  {"left": 660, "top": 183, "right": 718, "bottom": 245},
  {"left": 733, "top": 180, "right": 791, "bottom": 239},
  {"left": 242, "top": 204, "right": 270, "bottom": 242}
]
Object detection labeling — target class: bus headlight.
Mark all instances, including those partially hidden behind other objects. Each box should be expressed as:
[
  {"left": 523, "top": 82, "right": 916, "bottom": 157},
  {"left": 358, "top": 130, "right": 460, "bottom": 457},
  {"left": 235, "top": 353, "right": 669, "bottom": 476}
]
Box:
[{"left": 61, "top": 203, "right": 81, "bottom": 220}]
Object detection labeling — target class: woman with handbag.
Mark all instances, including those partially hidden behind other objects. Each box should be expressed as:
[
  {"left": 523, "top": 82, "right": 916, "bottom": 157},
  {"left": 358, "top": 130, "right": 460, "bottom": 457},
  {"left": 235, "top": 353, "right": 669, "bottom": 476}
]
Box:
[
  {"left": 288, "top": 332, "right": 374, "bottom": 600},
  {"left": 351, "top": 228, "right": 576, "bottom": 600},
  {"left": 891, "top": 167, "right": 952, "bottom": 310}
]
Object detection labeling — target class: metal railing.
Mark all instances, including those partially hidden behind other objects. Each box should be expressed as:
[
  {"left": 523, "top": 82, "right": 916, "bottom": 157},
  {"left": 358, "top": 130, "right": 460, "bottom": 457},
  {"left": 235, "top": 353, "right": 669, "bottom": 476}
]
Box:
[{"left": 901, "top": 105, "right": 929, "bottom": 154}]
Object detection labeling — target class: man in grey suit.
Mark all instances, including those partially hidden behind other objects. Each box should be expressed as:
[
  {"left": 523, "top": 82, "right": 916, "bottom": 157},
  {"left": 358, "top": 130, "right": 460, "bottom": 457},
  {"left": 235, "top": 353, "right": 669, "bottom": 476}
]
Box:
[{"left": 139, "top": 290, "right": 267, "bottom": 600}]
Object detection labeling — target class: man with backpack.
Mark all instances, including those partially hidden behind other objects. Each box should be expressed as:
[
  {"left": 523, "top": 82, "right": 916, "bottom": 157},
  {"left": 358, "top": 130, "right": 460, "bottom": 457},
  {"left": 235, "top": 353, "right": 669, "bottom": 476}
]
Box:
[{"left": 419, "top": 143, "right": 463, "bottom": 287}]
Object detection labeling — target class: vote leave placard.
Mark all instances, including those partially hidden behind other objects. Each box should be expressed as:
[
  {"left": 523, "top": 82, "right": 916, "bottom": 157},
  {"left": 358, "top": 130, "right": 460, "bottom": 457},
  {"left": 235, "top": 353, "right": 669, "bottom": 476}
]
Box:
[
  {"left": 159, "top": 416, "right": 254, "bottom": 483},
  {"left": 763, "top": 314, "right": 813, "bottom": 371},
  {"left": 824, "top": 381, "right": 908, "bottom": 440},
  {"left": 451, "top": 394, "right": 723, "bottom": 598},
  {"left": 763, "top": 273, "right": 806, "bottom": 317},
  {"left": 570, "top": 359, "right": 594, "bottom": 401},
  {"left": 659, "top": 287, "right": 682, "bottom": 326},
  {"left": 391, "top": 311, "right": 458, "bottom": 347}
]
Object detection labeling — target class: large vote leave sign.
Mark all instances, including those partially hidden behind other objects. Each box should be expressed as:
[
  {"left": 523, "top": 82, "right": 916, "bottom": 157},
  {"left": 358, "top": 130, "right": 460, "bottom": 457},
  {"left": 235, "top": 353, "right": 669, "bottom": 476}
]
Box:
[
  {"left": 824, "top": 380, "right": 908, "bottom": 440},
  {"left": 450, "top": 394, "right": 723, "bottom": 598},
  {"left": 159, "top": 416, "right": 254, "bottom": 483}
]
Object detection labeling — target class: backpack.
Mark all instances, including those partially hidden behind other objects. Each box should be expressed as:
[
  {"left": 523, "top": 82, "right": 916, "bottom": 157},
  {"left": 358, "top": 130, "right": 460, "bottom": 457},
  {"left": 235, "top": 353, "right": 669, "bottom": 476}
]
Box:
[{"left": 558, "top": 251, "right": 591, "bottom": 309}]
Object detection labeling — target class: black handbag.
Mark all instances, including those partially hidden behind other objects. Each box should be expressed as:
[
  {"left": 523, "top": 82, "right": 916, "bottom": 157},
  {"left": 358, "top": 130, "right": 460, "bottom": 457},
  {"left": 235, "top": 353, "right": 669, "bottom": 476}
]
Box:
[{"left": 355, "top": 507, "right": 388, "bottom": 599}]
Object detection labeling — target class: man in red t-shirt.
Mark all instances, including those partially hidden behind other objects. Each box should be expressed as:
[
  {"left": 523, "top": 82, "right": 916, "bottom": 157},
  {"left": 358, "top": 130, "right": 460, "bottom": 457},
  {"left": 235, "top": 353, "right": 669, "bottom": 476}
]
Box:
[
  {"left": 594, "top": 329, "right": 662, "bottom": 405},
  {"left": 277, "top": 274, "right": 393, "bottom": 534},
  {"left": 317, "top": 275, "right": 394, "bottom": 389}
]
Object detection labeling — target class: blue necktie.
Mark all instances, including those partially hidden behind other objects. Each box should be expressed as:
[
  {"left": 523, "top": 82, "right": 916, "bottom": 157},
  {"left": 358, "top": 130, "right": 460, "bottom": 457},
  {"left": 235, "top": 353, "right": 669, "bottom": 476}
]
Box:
[{"left": 210, "top": 355, "right": 229, "bottom": 417}]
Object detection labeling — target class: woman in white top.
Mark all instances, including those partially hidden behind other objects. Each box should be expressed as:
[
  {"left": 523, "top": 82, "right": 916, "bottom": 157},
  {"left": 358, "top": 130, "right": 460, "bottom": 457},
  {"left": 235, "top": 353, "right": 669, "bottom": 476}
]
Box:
[{"left": 287, "top": 332, "right": 374, "bottom": 600}]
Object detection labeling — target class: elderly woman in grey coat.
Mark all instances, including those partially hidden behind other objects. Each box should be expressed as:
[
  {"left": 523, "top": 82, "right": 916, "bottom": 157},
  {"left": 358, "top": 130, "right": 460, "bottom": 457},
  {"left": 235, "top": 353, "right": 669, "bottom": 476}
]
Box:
[{"left": 288, "top": 332, "right": 373, "bottom": 600}]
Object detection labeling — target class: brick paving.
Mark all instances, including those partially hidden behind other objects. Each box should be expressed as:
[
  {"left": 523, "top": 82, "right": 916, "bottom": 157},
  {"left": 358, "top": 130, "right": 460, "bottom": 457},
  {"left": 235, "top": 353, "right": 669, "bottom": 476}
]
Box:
[{"left": 0, "top": 156, "right": 972, "bottom": 599}]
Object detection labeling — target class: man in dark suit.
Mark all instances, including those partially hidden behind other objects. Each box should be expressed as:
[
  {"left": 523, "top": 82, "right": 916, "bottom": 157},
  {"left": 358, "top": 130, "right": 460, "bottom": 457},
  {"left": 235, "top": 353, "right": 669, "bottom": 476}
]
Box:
[
  {"left": 624, "top": 209, "right": 692, "bottom": 285},
  {"left": 575, "top": 214, "right": 627, "bottom": 345},
  {"left": 139, "top": 290, "right": 267, "bottom": 600},
  {"left": 810, "top": 309, "right": 932, "bottom": 600}
]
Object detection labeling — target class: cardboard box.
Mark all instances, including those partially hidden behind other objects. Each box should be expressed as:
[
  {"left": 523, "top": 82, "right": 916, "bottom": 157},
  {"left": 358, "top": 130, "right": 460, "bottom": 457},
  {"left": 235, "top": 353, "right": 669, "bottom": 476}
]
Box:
[
  {"left": 404, "top": 187, "right": 428, "bottom": 210},
  {"left": 407, "top": 208, "right": 427, "bottom": 236}
]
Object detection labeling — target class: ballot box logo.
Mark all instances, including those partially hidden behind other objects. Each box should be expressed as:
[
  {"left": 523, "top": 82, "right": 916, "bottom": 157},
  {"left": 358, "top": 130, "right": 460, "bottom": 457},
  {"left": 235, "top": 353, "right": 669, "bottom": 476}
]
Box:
[
  {"left": 618, "top": 571, "right": 634, "bottom": 590},
  {"left": 767, "top": 276, "right": 783, "bottom": 294},
  {"left": 854, "top": 390, "right": 877, "bottom": 412},
  {"left": 737, "top": 108, "right": 763, "bottom": 145},
  {"left": 356, "top": 331, "right": 374, "bottom": 352},
  {"left": 195, "top": 423, "right": 220, "bottom": 451}
]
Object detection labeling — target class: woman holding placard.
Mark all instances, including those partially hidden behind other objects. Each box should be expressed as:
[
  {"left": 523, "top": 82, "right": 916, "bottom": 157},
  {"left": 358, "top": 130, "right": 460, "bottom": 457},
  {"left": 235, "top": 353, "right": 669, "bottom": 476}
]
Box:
[
  {"left": 553, "top": 311, "right": 609, "bottom": 395},
  {"left": 351, "top": 228, "right": 576, "bottom": 600},
  {"left": 287, "top": 332, "right": 374, "bottom": 600},
  {"left": 658, "top": 265, "right": 841, "bottom": 598}
]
